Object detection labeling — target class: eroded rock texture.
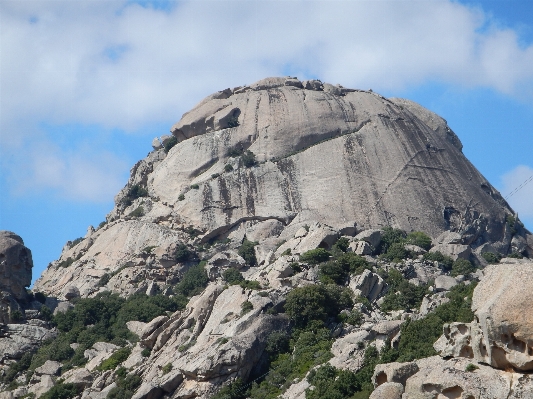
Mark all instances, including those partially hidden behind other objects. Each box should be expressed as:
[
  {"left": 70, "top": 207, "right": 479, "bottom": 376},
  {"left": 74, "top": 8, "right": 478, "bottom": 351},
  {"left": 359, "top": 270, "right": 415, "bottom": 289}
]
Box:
[{"left": 120, "top": 77, "right": 514, "bottom": 245}]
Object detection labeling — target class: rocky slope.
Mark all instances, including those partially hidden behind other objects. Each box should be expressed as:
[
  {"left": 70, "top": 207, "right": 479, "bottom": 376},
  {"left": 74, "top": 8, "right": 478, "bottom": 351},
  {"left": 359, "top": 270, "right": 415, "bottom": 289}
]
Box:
[{"left": 2, "top": 77, "right": 533, "bottom": 399}]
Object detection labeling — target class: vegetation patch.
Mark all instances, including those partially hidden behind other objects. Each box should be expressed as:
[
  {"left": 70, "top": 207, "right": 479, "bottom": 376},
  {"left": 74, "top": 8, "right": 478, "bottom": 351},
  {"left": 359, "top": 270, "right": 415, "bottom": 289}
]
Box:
[
  {"left": 299, "top": 248, "right": 331, "bottom": 265},
  {"left": 97, "top": 347, "right": 132, "bottom": 371},
  {"left": 238, "top": 239, "right": 259, "bottom": 267},
  {"left": 174, "top": 262, "right": 209, "bottom": 297}
]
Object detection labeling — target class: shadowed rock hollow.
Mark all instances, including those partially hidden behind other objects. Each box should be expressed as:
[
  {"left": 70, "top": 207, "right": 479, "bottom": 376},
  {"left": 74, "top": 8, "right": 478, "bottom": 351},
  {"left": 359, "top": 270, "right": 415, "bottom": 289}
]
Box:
[{"left": 118, "top": 76, "right": 512, "bottom": 245}]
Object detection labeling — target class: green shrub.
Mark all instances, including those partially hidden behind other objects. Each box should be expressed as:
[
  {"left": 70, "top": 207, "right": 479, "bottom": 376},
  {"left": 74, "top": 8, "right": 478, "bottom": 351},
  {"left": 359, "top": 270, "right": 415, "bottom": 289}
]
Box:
[
  {"left": 11, "top": 310, "right": 23, "bottom": 322},
  {"left": 178, "top": 194, "right": 185, "bottom": 201},
  {"left": 127, "top": 184, "right": 148, "bottom": 200},
  {"left": 141, "top": 348, "right": 151, "bottom": 357},
  {"left": 281, "top": 248, "right": 292, "bottom": 256},
  {"left": 336, "top": 253, "right": 370, "bottom": 274},
  {"left": 465, "top": 363, "right": 479, "bottom": 372},
  {"left": 241, "top": 150, "right": 257, "bottom": 167},
  {"left": 389, "top": 282, "right": 476, "bottom": 362},
  {"left": 107, "top": 368, "right": 142, "bottom": 399},
  {"left": 98, "top": 273, "right": 111, "bottom": 287},
  {"left": 451, "top": 259, "right": 475, "bottom": 277},
  {"left": 378, "top": 227, "right": 406, "bottom": 254},
  {"left": 224, "top": 164, "right": 234, "bottom": 172},
  {"left": 98, "top": 220, "right": 107, "bottom": 229},
  {"left": 289, "top": 262, "right": 302, "bottom": 273},
  {"left": 238, "top": 239, "right": 259, "bottom": 266},
  {"left": 508, "top": 252, "right": 523, "bottom": 259},
  {"left": 212, "top": 379, "right": 247, "bottom": 399},
  {"left": 380, "top": 269, "right": 428, "bottom": 312},
  {"left": 40, "top": 382, "right": 81, "bottom": 399},
  {"left": 97, "top": 347, "right": 131, "bottom": 371},
  {"left": 240, "top": 301, "right": 253, "bottom": 315},
  {"left": 174, "top": 263, "right": 208, "bottom": 297},
  {"left": 227, "top": 146, "right": 244, "bottom": 157},
  {"left": 339, "top": 310, "right": 363, "bottom": 326},
  {"left": 174, "top": 242, "right": 193, "bottom": 263},
  {"left": 382, "top": 242, "right": 408, "bottom": 262},
  {"left": 69, "top": 237, "right": 84, "bottom": 248},
  {"left": 227, "top": 116, "right": 240, "bottom": 128},
  {"left": 249, "top": 323, "right": 333, "bottom": 399},
  {"left": 164, "top": 136, "right": 178, "bottom": 152},
  {"left": 128, "top": 206, "right": 144, "bottom": 218},
  {"left": 58, "top": 257, "right": 74, "bottom": 268},
  {"left": 506, "top": 214, "right": 517, "bottom": 235},
  {"left": 423, "top": 251, "right": 453, "bottom": 270},
  {"left": 211, "top": 173, "right": 220, "bottom": 179},
  {"left": 285, "top": 285, "right": 353, "bottom": 327},
  {"left": 406, "top": 231, "right": 432, "bottom": 250},
  {"left": 332, "top": 237, "right": 350, "bottom": 253},
  {"left": 190, "top": 184, "right": 199, "bottom": 190},
  {"left": 162, "top": 363, "right": 173, "bottom": 374},
  {"left": 318, "top": 260, "right": 349, "bottom": 285},
  {"left": 40, "top": 305, "right": 53, "bottom": 321},
  {"left": 223, "top": 268, "right": 245, "bottom": 285},
  {"left": 265, "top": 331, "right": 290, "bottom": 355},
  {"left": 299, "top": 248, "right": 331, "bottom": 265},
  {"left": 0, "top": 352, "right": 33, "bottom": 386},
  {"left": 482, "top": 252, "right": 501, "bottom": 264}
]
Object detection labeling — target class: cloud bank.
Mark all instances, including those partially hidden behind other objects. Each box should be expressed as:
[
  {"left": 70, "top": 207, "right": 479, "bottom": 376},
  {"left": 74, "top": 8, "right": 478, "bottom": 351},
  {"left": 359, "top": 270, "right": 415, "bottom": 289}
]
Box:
[{"left": 1, "top": 0, "right": 533, "bottom": 201}]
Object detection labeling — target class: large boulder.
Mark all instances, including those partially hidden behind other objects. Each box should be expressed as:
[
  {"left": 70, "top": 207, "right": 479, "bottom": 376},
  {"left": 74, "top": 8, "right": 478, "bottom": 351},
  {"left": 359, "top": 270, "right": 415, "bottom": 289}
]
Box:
[
  {"left": 114, "top": 78, "right": 513, "bottom": 246},
  {"left": 434, "top": 259, "right": 533, "bottom": 371},
  {"left": 0, "top": 231, "right": 33, "bottom": 301},
  {"left": 471, "top": 260, "right": 533, "bottom": 370}
]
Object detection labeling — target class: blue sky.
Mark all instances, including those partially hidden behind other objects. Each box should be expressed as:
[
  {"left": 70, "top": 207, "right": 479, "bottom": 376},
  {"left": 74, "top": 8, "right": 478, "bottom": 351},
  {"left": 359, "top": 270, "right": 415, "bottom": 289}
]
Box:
[{"left": 1, "top": 0, "right": 532, "bottom": 286}]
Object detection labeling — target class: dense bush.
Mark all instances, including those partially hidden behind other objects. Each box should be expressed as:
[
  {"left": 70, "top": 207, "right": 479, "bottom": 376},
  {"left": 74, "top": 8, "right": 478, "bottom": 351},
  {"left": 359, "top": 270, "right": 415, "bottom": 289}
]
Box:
[
  {"left": 40, "top": 382, "right": 81, "bottom": 399},
  {"left": 451, "top": 259, "right": 475, "bottom": 277},
  {"left": 163, "top": 136, "right": 178, "bottom": 152},
  {"left": 174, "top": 242, "right": 194, "bottom": 263},
  {"left": 331, "top": 237, "right": 350, "bottom": 254},
  {"left": 248, "top": 322, "right": 333, "bottom": 399},
  {"left": 238, "top": 239, "right": 259, "bottom": 267},
  {"left": 97, "top": 347, "right": 131, "bottom": 371},
  {"left": 26, "top": 292, "right": 185, "bottom": 376},
  {"left": 482, "top": 252, "right": 501, "bottom": 264},
  {"left": 318, "top": 260, "right": 350, "bottom": 284},
  {"left": 107, "top": 367, "right": 142, "bottom": 399},
  {"left": 386, "top": 282, "right": 476, "bottom": 362},
  {"left": 381, "top": 242, "right": 408, "bottom": 262},
  {"left": 299, "top": 248, "right": 331, "bottom": 265},
  {"left": 224, "top": 164, "right": 234, "bottom": 172},
  {"left": 379, "top": 269, "right": 428, "bottom": 312},
  {"left": 241, "top": 150, "right": 257, "bottom": 167},
  {"left": 128, "top": 206, "right": 144, "bottom": 218},
  {"left": 378, "top": 227, "right": 406, "bottom": 254},
  {"left": 223, "top": 268, "right": 245, "bottom": 285},
  {"left": 128, "top": 184, "right": 148, "bottom": 200},
  {"left": 285, "top": 285, "right": 353, "bottom": 327},
  {"left": 405, "top": 231, "right": 432, "bottom": 250},
  {"left": 423, "top": 251, "right": 454, "bottom": 270},
  {"left": 174, "top": 263, "right": 209, "bottom": 297}
]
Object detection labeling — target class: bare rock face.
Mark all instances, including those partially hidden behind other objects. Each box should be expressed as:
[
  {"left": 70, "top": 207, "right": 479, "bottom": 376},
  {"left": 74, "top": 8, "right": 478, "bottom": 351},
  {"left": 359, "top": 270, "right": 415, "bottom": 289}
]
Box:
[
  {"left": 0, "top": 231, "right": 32, "bottom": 301},
  {"left": 108, "top": 77, "right": 515, "bottom": 249}
]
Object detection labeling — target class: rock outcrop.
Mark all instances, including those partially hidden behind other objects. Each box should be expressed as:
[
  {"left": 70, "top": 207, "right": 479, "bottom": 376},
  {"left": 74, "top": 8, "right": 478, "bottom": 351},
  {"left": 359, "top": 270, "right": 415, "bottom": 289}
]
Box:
[
  {"left": 8, "top": 77, "right": 533, "bottom": 399},
  {"left": 435, "top": 258, "right": 533, "bottom": 371}
]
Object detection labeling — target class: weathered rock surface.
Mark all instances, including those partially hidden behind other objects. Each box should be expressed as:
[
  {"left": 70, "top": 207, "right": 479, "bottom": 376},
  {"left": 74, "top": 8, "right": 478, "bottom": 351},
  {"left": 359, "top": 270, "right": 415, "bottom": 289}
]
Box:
[
  {"left": 111, "top": 78, "right": 515, "bottom": 250},
  {"left": 433, "top": 259, "right": 533, "bottom": 372},
  {"left": 0, "top": 231, "right": 32, "bottom": 301}
]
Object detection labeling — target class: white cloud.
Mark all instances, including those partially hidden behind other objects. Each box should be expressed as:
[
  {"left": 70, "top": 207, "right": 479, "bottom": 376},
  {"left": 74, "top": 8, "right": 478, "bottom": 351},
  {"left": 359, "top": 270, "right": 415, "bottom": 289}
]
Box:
[
  {"left": 1, "top": 0, "right": 533, "bottom": 201},
  {"left": 7, "top": 137, "right": 129, "bottom": 203},
  {"left": 500, "top": 165, "right": 533, "bottom": 220}
]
